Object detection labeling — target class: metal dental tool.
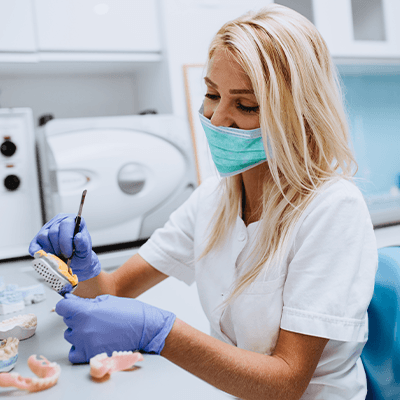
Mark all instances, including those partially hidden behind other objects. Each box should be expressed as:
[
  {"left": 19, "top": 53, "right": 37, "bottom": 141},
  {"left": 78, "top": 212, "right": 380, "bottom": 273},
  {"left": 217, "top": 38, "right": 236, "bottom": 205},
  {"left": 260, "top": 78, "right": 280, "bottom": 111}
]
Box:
[{"left": 66, "top": 189, "right": 87, "bottom": 275}]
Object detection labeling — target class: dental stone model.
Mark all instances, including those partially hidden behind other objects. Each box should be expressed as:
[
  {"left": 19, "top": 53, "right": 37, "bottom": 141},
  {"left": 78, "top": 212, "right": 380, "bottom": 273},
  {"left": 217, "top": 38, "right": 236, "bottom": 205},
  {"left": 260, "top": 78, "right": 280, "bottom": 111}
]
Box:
[
  {"left": 0, "top": 314, "right": 37, "bottom": 340},
  {"left": 0, "top": 355, "right": 61, "bottom": 392},
  {"left": 0, "top": 283, "right": 45, "bottom": 310},
  {"left": 18, "top": 284, "right": 46, "bottom": 305},
  {"left": 0, "top": 286, "right": 25, "bottom": 315},
  {"left": 90, "top": 351, "right": 144, "bottom": 379},
  {"left": 0, "top": 337, "right": 19, "bottom": 372}
]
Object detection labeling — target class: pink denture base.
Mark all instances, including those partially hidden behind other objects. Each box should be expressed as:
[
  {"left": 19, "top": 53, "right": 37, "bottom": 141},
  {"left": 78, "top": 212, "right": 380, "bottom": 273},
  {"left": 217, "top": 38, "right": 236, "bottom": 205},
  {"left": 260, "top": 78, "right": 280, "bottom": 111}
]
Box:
[
  {"left": 90, "top": 351, "right": 144, "bottom": 379},
  {"left": 0, "top": 355, "right": 60, "bottom": 392}
]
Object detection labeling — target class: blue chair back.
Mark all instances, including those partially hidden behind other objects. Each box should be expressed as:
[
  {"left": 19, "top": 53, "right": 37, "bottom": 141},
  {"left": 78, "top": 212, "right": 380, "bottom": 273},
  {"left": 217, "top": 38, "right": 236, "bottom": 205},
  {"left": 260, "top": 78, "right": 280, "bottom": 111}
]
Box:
[{"left": 361, "top": 246, "right": 400, "bottom": 399}]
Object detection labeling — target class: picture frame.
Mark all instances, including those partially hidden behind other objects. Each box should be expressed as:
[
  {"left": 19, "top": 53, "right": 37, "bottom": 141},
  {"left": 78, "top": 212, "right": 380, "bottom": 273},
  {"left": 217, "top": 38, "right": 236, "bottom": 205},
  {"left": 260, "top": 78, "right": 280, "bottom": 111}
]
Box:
[{"left": 183, "top": 63, "right": 219, "bottom": 184}]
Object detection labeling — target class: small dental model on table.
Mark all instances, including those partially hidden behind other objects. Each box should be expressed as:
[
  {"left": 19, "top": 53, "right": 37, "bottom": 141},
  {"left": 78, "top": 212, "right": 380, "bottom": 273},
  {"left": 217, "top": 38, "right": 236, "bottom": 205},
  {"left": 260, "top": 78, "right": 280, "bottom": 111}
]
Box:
[
  {"left": 0, "top": 338, "right": 19, "bottom": 372},
  {"left": 0, "top": 276, "right": 46, "bottom": 316}
]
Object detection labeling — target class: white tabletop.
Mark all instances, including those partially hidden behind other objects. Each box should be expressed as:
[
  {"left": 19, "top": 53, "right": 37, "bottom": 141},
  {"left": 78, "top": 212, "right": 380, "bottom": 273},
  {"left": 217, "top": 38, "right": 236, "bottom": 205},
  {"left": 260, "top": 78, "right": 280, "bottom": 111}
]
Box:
[{"left": 0, "top": 259, "right": 234, "bottom": 399}]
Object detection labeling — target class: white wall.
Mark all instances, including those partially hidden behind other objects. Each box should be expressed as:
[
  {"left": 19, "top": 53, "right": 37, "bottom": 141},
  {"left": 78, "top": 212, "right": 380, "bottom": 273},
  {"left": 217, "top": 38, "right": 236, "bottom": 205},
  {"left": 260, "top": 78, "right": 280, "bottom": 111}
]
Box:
[
  {"left": 0, "top": 74, "right": 137, "bottom": 125},
  {"left": 159, "top": 0, "right": 274, "bottom": 118}
]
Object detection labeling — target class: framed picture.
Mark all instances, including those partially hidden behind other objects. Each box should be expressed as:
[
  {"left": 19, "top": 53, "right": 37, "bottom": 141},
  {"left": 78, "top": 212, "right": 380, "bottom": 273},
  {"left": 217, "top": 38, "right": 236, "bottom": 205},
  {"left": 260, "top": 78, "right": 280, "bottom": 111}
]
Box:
[{"left": 183, "top": 63, "right": 219, "bottom": 184}]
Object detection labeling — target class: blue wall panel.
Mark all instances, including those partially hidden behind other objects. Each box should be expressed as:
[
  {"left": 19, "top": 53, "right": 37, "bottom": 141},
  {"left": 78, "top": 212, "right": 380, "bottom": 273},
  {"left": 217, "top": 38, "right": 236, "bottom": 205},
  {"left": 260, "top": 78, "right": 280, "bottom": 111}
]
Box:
[{"left": 340, "top": 74, "right": 400, "bottom": 196}]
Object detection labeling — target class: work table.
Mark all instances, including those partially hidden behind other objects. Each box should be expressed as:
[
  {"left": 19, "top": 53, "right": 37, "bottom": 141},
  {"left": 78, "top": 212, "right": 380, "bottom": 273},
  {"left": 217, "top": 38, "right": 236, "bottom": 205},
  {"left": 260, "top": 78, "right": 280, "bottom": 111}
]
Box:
[{"left": 0, "top": 259, "right": 233, "bottom": 399}]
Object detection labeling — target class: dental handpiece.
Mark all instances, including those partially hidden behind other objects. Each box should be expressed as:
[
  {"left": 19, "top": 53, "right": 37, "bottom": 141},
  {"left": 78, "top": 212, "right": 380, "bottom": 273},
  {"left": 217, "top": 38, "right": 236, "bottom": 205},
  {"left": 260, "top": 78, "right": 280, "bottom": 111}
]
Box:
[{"left": 66, "top": 189, "right": 87, "bottom": 275}]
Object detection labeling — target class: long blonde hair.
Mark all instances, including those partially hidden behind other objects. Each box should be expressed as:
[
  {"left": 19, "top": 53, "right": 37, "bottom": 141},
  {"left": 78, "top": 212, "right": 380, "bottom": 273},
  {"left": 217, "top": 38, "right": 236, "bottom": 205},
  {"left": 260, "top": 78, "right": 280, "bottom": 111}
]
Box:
[{"left": 200, "top": 4, "right": 358, "bottom": 305}]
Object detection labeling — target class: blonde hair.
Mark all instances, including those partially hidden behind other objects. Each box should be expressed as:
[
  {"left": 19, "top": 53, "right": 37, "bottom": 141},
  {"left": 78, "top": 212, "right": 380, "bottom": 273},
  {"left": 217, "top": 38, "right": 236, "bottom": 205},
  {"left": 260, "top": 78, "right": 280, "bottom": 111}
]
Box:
[{"left": 200, "top": 4, "right": 358, "bottom": 306}]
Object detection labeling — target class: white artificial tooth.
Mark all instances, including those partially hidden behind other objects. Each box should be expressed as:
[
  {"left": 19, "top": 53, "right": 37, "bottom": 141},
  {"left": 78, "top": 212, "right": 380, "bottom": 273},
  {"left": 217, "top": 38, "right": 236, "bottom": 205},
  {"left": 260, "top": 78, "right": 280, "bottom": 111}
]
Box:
[{"left": 93, "top": 353, "right": 106, "bottom": 362}]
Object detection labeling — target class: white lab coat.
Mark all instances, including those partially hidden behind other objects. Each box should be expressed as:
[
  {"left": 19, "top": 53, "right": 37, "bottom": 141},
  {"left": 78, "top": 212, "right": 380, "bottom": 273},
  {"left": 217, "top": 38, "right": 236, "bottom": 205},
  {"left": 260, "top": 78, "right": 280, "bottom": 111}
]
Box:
[{"left": 139, "top": 176, "right": 378, "bottom": 399}]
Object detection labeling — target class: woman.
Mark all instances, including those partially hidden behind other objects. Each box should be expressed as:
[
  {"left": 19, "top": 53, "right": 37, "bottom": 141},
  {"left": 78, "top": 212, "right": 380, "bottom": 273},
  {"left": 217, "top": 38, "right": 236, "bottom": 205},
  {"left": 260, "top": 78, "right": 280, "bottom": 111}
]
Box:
[{"left": 30, "top": 5, "right": 377, "bottom": 399}]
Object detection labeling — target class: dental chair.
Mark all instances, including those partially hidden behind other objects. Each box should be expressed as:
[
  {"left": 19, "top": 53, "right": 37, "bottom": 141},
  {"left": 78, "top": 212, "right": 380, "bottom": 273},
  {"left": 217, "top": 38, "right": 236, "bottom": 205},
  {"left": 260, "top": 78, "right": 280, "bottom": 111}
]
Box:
[{"left": 361, "top": 246, "right": 400, "bottom": 399}]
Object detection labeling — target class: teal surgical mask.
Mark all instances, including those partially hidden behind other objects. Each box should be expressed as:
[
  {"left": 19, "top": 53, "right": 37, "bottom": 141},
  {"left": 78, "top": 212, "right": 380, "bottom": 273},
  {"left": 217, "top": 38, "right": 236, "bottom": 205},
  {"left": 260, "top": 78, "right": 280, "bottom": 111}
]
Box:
[{"left": 198, "top": 105, "right": 269, "bottom": 177}]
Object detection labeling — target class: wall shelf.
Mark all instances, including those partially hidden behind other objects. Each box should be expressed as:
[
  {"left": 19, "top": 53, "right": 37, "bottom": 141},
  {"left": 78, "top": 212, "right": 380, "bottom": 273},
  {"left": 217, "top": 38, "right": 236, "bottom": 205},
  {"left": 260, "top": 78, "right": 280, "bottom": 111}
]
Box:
[{"left": 0, "top": 54, "right": 162, "bottom": 76}]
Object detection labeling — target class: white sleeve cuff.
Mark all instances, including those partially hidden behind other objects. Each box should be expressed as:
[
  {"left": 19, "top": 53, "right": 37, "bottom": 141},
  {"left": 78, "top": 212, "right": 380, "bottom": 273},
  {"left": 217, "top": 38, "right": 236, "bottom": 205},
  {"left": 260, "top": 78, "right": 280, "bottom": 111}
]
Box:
[
  {"left": 281, "top": 306, "right": 368, "bottom": 342},
  {"left": 138, "top": 240, "right": 195, "bottom": 286}
]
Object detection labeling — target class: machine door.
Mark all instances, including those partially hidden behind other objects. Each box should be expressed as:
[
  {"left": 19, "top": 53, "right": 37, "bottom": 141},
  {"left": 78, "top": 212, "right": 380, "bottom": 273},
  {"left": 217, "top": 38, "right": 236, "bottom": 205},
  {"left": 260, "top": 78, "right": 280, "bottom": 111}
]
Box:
[{"left": 47, "top": 128, "right": 187, "bottom": 247}]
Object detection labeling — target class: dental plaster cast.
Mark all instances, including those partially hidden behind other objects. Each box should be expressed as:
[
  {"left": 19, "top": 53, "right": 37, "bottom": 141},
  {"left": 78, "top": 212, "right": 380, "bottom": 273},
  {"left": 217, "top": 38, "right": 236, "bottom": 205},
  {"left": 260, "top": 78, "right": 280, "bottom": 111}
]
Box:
[
  {"left": 0, "top": 286, "right": 25, "bottom": 315},
  {"left": 0, "top": 338, "right": 19, "bottom": 372},
  {"left": 0, "top": 314, "right": 37, "bottom": 340},
  {"left": 0, "top": 355, "right": 61, "bottom": 392},
  {"left": 18, "top": 284, "right": 46, "bottom": 306},
  {"left": 90, "top": 351, "right": 144, "bottom": 379}
]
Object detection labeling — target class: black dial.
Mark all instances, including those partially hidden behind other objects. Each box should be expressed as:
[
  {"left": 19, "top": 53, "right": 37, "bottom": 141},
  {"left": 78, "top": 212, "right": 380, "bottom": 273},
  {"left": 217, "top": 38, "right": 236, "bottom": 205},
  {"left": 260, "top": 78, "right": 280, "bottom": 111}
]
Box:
[
  {"left": 4, "top": 175, "right": 20, "bottom": 191},
  {"left": 1, "top": 140, "right": 17, "bottom": 157}
]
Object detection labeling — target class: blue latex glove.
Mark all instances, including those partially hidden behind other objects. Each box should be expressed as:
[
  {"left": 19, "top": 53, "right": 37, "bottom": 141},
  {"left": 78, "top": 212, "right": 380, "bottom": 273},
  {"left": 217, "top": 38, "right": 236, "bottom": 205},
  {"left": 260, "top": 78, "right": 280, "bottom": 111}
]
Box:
[
  {"left": 29, "top": 213, "right": 101, "bottom": 282},
  {"left": 55, "top": 293, "right": 176, "bottom": 363}
]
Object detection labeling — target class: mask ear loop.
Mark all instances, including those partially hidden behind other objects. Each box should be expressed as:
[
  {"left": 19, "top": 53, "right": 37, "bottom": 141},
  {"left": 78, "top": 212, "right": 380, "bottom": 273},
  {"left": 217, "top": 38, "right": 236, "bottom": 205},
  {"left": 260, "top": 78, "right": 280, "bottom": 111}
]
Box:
[{"left": 199, "top": 103, "right": 205, "bottom": 115}]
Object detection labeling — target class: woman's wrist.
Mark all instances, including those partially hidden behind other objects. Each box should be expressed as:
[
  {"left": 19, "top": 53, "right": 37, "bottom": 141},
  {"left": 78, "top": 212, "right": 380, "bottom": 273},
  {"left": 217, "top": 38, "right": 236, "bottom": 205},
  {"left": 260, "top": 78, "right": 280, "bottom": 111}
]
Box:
[{"left": 72, "top": 270, "right": 115, "bottom": 298}]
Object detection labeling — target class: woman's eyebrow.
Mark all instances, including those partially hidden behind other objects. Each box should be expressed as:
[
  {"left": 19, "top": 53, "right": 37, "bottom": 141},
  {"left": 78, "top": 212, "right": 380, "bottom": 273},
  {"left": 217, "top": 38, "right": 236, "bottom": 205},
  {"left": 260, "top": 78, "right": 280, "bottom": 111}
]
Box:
[
  {"left": 204, "top": 77, "right": 254, "bottom": 94},
  {"left": 229, "top": 89, "right": 254, "bottom": 94},
  {"left": 204, "top": 77, "right": 218, "bottom": 88}
]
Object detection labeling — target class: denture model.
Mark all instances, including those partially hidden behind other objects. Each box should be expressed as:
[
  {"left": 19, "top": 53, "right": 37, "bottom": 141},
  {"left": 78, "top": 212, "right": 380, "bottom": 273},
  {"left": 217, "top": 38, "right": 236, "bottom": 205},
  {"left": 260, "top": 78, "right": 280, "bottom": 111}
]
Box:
[
  {"left": 0, "top": 337, "right": 19, "bottom": 372},
  {"left": 0, "top": 355, "right": 61, "bottom": 392},
  {"left": 90, "top": 351, "right": 144, "bottom": 379},
  {"left": 0, "top": 286, "right": 25, "bottom": 315},
  {"left": 0, "top": 314, "right": 37, "bottom": 341}
]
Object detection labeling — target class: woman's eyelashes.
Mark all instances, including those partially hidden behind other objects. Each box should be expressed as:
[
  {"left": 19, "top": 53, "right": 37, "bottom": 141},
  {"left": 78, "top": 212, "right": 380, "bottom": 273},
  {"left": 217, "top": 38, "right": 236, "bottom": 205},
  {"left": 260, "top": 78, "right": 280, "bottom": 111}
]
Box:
[
  {"left": 237, "top": 103, "right": 259, "bottom": 114},
  {"left": 204, "top": 93, "right": 259, "bottom": 114},
  {"left": 205, "top": 93, "right": 219, "bottom": 101}
]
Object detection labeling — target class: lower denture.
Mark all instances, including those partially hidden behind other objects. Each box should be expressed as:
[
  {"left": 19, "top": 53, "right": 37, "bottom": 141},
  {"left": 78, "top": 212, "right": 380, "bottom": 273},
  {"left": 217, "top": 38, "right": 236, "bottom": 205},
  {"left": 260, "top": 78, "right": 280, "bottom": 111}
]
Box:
[
  {"left": 0, "top": 355, "right": 60, "bottom": 392},
  {"left": 90, "top": 351, "right": 144, "bottom": 379}
]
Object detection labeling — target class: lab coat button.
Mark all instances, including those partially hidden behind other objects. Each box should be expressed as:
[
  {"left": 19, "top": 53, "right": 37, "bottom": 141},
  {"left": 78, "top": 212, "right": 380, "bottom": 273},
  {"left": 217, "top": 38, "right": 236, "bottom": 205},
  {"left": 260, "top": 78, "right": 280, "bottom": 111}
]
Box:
[{"left": 238, "top": 233, "right": 246, "bottom": 241}]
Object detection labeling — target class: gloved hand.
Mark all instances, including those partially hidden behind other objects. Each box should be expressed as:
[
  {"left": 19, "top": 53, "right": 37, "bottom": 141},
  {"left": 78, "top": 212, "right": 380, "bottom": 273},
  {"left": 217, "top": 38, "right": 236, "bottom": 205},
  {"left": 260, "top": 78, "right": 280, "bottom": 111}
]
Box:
[
  {"left": 55, "top": 293, "right": 176, "bottom": 363},
  {"left": 29, "top": 213, "right": 101, "bottom": 282}
]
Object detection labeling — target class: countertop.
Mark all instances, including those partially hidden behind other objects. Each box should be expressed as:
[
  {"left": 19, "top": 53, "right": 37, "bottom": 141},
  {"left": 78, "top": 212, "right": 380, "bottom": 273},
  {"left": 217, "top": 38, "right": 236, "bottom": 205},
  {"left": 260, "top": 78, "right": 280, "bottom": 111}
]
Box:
[{"left": 0, "top": 259, "right": 233, "bottom": 400}]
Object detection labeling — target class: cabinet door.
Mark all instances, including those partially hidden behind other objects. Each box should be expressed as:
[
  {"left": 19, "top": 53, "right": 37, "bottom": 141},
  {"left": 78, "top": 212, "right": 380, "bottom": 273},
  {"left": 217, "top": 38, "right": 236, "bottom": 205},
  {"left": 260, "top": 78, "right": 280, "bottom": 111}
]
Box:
[
  {"left": 314, "top": 0, "right": 400, "bottom": 58},
  {"left": 0, "top": 0, "right": 36, "bottom": 52},
  {"left": 34, "top": 0, "right": 160, "bottom": 52}
]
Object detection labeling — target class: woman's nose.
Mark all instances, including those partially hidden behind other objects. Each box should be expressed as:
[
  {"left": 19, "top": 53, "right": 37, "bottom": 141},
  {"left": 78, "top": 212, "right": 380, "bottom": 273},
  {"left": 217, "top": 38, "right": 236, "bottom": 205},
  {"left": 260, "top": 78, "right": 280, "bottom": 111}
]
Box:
[{"left": 210, "top": 104, "right": 236, "bottom": 128}]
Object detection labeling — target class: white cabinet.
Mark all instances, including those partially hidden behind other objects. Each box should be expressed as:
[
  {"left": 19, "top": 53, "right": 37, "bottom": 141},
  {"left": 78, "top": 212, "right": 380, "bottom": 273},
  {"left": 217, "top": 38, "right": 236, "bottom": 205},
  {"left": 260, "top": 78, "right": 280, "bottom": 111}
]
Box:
[
  {"left": 0, "top": 0, "right": 36, "bottom": 52},
  {"left": 313, "top": 0, "right": 400, "bottom": 59},
  {"left": 34, "top": 0, "right": 160, "bottom": 52},
  {"left": 276, "top": 0, "right": 400, "bottom": 59}
]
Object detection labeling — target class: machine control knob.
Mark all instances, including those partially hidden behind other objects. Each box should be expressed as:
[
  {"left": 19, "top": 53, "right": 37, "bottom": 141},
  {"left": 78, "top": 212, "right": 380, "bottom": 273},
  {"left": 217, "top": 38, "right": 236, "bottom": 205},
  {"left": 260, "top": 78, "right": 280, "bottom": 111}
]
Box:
[
  {"left": 4, "top": 174, "right": 20, "bottom": 191},
  {"left": 1, "top": 140, "right": 17, "bottom": 157}
]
